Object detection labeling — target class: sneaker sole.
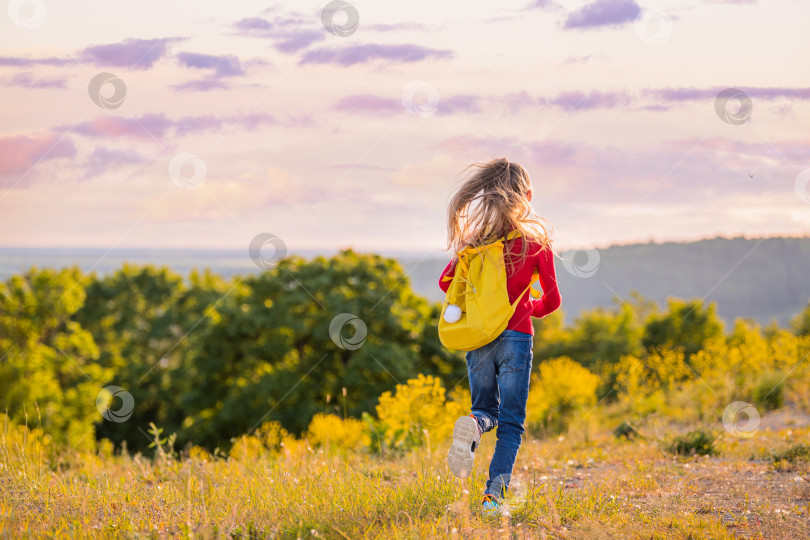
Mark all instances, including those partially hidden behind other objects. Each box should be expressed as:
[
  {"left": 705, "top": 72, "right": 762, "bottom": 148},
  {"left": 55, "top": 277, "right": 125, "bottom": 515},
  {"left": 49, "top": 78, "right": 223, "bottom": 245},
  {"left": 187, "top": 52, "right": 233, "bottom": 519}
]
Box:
[{"left": 447, "top": 416, "right": 479, "bottom": 479}]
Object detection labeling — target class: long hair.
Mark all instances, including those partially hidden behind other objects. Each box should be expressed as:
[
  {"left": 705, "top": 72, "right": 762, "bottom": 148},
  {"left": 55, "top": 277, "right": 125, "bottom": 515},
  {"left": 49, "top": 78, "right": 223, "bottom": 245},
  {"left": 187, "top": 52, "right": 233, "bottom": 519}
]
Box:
[{"left": 446, "top": 157, "right": 551, "bottom": 275}]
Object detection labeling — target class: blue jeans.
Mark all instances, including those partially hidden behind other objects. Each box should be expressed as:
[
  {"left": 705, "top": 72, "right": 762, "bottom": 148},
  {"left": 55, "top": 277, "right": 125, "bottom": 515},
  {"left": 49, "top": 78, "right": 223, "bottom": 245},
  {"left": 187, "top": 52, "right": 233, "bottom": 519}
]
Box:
[{"left": 466, "top": 329, "right": 533, "bottom": 500}]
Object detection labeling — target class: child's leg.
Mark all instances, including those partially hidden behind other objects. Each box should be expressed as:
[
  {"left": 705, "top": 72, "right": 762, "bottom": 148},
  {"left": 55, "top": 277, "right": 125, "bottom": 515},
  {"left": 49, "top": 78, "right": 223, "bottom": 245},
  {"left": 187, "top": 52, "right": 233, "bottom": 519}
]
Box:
[
  {"left": 465, "top": 342, "right": 500, "bottom": 433},
  {"left": 485, "top": 331, "right": 533, "bottom": 500},
  {"left": 447, "top": 341, "right": 500, "bottom": 479}
]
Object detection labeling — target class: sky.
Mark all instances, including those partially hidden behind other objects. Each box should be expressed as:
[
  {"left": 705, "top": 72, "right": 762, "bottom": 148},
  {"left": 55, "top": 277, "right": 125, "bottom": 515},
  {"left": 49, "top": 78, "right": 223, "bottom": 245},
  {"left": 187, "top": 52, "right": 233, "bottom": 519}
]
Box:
[{"left": 1, "top": 0, "right": 809, "bottom": 255}]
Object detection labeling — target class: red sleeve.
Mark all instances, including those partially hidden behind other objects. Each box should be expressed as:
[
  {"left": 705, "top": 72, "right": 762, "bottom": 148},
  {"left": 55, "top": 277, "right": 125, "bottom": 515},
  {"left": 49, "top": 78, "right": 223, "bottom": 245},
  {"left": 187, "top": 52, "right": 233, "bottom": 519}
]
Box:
[
  {"left": 438, "top": 258, "right": 456, "bottom": 293},
  {"left": 531, "top": 245, "right": 562, "bottom": 318}
]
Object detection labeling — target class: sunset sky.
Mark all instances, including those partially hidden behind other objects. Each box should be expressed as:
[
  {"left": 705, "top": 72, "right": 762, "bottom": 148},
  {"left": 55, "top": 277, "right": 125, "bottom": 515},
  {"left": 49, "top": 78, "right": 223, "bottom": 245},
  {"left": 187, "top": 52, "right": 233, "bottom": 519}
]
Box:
[{"left": 1, "top": 0, "right": 809, "bottom": 254}]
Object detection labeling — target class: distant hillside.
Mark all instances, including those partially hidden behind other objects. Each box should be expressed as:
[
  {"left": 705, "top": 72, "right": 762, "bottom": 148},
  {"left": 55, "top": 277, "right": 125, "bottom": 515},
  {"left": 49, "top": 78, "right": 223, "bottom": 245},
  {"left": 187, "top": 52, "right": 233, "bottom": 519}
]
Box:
[
  {"left": 402, "top": 236, "right": 810, "bottom": 327},
  {"left": 2, "top": 237, "right": 809, "bottom": 327}
]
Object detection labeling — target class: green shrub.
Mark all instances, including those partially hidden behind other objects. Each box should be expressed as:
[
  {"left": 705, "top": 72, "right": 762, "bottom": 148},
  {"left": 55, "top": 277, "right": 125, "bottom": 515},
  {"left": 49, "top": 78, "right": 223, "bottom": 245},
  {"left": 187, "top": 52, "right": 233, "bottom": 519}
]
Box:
[
  {"left": 752, "top": 372, "right": 785, "bottom": 411},
  {"left": 771, "top": 443, "right": 810, "bottom": 469},
  {"left": 666, "top": 429, "right": 717, "bottom": 456}
]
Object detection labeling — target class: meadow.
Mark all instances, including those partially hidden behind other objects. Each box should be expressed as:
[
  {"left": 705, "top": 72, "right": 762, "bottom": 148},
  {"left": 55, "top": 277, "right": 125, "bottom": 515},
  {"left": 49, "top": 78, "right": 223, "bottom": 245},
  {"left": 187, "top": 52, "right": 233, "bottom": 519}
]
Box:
[
  {"left": 2, "top": 252, "right": 810, "bottom": 538},
  {"left": 2, "top": 407, "right": 809, "bottom": 538}
]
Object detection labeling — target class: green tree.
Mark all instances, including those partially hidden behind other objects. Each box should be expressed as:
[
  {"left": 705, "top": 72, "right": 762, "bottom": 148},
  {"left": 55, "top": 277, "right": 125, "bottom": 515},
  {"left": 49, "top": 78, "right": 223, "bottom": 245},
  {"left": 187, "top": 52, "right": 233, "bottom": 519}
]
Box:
[
  {"left": 791, "top": 301, "right": 810, "bottom": 337},
  {"left": 179, "top": 250, "right": 460, "bottom": 450},
  {"left": 641, "top": 298, "right": 724, "bottom": 360},
  {"left": 0, "top": 267, "right": 109, "bottom": 448},
  {"left": 73, "top": 265, "right": 230, "bottom": 451}
]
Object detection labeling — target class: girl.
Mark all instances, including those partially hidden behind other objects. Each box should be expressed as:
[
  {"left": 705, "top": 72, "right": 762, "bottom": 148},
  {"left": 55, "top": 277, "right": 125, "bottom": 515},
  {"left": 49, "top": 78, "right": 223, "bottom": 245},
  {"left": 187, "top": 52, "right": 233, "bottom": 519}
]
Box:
[{"left": 438, "top": 157, "right": 561, "bottom": 514}]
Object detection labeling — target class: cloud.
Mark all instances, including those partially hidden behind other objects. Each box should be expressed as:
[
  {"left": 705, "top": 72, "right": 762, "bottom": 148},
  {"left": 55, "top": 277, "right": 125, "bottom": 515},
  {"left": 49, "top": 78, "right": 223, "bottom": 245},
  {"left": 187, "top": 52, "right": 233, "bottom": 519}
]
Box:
[
  {"left": 232, "top": 14, "right": 326, "bottom": 53},
  {"left": 300, "top": 43, "right": 453, "bottom": 66},
  {"left": 437, "top": 95, "right": 483, "bottom": 115},
  {"left": 274, "top": 29, "right": 327, "bottom": 53},
  {"left": 564, "top": 0, "right": 641, "bottom": 29},
  {"left": 503, "top": 91, "right": 542, "bottom": 114},
  {"left": 173, "top": 52, "right": 247, "bottom": 91},
  {"left": 0, "top": 133, "right": 76, "bottom": 184},
  {"left": 525, "top": 0, "right": 565, "bottom": 11},
  {"left": 80, "top": 37, "right": 183, "bottom": 70},
  {"left": 70, "top": 114, "right": 174, "bottom": 141},
  {"left": 0, "top": 56, "right": 75, "bottom": 67},
  {"left": 333, "top": 94, "right": 401, "bottom": 115},
  {"left": 643, "top": 86, "right": 810, "bottom": 108},
  {"left": 1, "top": 72, "right": 66, "bottom": 89},
  {"left": 432, "top": 133, "right": 810, "bottom": 208},
  {"left": 0, "top": 37, "right": 182, "bottom": 72},
  {"left": 84, "top": 146, "right": 148, "bottom": 178},
  {"left": 177, "top": 52, "right": 245, "bottom": 77},
  {"left": 549, "top": 90, "right": 635, "bottom": 110},
  {"left": 172, "top": 79, "right": 231, "bottom": 92},
  {"left": 64, "top": 112, "right": 277, "bottom": 141}
]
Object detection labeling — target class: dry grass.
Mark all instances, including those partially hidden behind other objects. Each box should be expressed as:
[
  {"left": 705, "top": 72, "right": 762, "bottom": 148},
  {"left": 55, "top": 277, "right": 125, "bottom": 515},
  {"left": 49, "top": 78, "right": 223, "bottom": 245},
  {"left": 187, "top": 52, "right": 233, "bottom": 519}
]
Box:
[{"left": 1, "top": 416, "right": 809, "bottom": 539}]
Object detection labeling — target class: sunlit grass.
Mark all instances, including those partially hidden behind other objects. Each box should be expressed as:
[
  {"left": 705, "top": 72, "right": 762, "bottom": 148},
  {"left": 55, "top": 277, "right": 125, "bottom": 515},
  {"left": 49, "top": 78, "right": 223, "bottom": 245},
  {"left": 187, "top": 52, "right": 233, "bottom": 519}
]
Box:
[{"left": 2, "top": 415, "right": 809, "bottom": 538}]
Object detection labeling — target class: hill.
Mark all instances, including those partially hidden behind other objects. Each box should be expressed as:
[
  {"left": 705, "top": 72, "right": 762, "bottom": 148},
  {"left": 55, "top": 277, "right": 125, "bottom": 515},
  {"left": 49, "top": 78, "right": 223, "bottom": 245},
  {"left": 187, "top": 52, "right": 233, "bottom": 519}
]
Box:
[{"left": 403, "top": 236, "right": 810, "bottom": 326}]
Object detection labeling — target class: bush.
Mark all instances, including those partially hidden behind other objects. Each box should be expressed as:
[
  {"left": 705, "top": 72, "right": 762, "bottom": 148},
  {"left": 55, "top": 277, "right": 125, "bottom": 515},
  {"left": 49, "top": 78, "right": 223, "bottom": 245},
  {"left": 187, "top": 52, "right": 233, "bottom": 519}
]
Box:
[
  {"left": 306, "top": 413, "right": 369, "bottom": 452},
  {"left": 666, "top": 429, "right": 717, "bottom": 456},
  {"left": 752, "top": 372, "right": 785, "bottom": 411},
  {"left": 374, "top": 374, "right": 467, "bottom": 451},
  {"left": 526, "top": 357, "right": 600, "bottom": 436},
  {"left": 771, "top": 443, "right": 810, "bottom": 469}
]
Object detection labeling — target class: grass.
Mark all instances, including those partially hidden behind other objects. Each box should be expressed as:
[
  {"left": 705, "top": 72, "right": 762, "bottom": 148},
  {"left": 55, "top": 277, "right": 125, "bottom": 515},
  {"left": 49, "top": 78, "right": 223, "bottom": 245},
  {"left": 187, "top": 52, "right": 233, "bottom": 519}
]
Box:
[{"left": 2, "top": 419, "right": 809, "bottom": 538}]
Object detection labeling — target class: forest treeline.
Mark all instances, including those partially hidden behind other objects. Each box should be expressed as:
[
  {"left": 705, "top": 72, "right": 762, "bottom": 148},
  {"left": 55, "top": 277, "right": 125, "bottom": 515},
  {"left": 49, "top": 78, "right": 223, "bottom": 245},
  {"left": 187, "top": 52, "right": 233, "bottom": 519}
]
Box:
[{"left": 1, "top": 250, "right": 809, "bottom": 455}]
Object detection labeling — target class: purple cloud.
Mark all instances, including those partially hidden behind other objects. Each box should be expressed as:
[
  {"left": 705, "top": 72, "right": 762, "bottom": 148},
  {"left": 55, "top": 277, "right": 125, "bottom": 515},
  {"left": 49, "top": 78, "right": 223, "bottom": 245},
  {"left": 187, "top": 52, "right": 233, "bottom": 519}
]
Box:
[
  {"left": 564, "top": 0, "right": 641, "bottom": 29},
  {"left": 84, "top": 146, "right": 148, "bottom": 178},
  {"left": 240, "top": 112, "right": 276, "bottom": 130},
  {"left": 550, "top": 90, "right": 635, "bottom": 110},
  {"left": 1, "top": 72, "right": 66, "bottom": 89},
  {"left": 274, "top": 30, "right": 326, "bottom": 53},
  {"left": 177, "top": 52, "right": 245, "bottom": 77},
  {"left": 64, "top": 111, "right": 276, "bottom": 140},
  {"left": 174, "top": 115, "right": 224, "bottom": 137},
  {"left": 70, "top": 114, "right": 174, "bottom": 141},
  {"left": 0, "top": 133, "right": 76, "bottom": 183},
  {"left": 232, "top": 14, "right": 325, "bottom": 53},
  {"left": 234, "top": 17, "right": 274, "bottom": 31},
  {"left": 437, "top": 95, "right": 482, "bottom": 115},
  {"left": 0, "top": 56, "right": 74, "bottom": 67},
  {"left": 643, "top": 86, "right": 810, "bottom": 103},
  {"left": 172, "top": 79, "right": 231, "bottom": 92},
  {"left": 503, "top": 91, "right": 542, "bottom": 114},
  {"left": 334, "top": 94, "right": 401, "bottom": 115},
  {"left": 80, "top": 37, "right": 183, "bottom": 70},
  {"left": 525, "top": 0, "right": 565, "bottom": 11},
  {"left": 300, "top": 43, "right": 452, "bottom": 66}
]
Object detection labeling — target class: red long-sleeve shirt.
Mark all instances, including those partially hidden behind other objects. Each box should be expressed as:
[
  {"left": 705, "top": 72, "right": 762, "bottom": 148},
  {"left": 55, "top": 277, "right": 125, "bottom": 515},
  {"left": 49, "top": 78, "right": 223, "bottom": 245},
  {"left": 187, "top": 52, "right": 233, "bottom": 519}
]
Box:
[{"left": 438, "top": 234, "right": 561, "bottom": 335}]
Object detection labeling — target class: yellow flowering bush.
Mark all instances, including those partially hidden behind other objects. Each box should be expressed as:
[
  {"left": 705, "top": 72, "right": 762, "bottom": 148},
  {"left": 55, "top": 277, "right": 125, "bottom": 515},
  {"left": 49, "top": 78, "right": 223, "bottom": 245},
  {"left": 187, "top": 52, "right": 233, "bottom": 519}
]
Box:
[
  {"left": 306, "top": 413, "right": 369, "bottom": 452},
  {"left": 374, "top": 374, "right": 467, "bottom": 451},
  {"left": 526, "top": 357, "right": 600, "bottom": 435}
]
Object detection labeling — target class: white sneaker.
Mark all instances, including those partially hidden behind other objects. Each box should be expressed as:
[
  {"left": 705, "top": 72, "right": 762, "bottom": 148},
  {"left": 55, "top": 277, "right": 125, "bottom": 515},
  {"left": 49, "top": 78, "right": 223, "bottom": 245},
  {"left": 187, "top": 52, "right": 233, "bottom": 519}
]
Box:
[{"left": 447, "top": 415, "right": 481, "bottom": 479}]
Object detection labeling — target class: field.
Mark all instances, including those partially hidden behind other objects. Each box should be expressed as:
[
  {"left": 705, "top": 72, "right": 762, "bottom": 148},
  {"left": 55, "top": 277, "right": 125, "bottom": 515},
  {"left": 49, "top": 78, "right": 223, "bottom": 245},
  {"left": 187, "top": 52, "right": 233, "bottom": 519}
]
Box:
[{"left": 3, "top": 410, "right": 809, "bottom": 539}]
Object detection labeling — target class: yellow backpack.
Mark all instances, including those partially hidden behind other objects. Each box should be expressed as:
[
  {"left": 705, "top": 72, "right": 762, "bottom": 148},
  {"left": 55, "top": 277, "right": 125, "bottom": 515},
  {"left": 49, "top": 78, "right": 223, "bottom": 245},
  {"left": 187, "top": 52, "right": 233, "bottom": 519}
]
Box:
[{"left": 438, "top": 231, "right": 539, "bottom": 351}]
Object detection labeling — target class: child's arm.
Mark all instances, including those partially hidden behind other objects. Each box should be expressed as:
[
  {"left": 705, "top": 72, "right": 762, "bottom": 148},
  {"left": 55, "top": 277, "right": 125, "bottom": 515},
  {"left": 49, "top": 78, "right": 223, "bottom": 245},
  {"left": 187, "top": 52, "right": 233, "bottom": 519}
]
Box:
[
  {"left": 532, "top": 246, "right": 562, "bottom": 318},
  {"left": 438, "top": 258, "right": 457, "bottom": 293}
]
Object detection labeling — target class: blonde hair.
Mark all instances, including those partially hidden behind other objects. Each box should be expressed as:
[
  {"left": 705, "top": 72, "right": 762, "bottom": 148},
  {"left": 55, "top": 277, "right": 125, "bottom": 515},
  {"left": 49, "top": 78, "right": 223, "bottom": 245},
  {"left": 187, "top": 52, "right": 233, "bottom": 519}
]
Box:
[{"left": 447, "top": 157, "right": 551, "bottom": 275}]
